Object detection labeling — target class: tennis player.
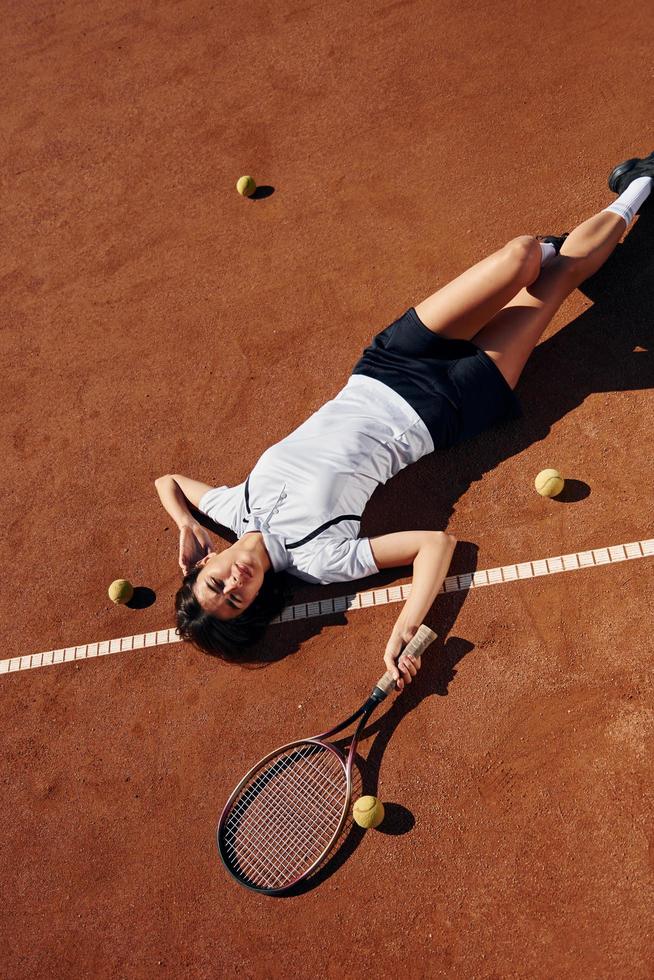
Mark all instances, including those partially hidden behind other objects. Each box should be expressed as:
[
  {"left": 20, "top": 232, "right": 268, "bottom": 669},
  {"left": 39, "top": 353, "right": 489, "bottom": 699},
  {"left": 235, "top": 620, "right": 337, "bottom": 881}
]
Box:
[{"left": 156, "top": 153, "right": 653, "bottom": 686}]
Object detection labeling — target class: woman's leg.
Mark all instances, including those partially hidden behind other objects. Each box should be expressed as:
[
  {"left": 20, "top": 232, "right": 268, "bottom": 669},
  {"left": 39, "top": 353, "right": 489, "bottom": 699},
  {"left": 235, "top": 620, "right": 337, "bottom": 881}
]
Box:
[
  {"left": 469, "top": 210, "right": 628, "bottom": 389},
  {"left": 414, "top": 235, "right": 543, "bottom": 341}
]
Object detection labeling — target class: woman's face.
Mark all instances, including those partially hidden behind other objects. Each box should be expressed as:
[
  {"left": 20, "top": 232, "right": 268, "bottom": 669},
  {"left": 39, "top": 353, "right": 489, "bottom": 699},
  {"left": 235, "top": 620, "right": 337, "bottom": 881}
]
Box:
[{"left": 193, "top": 544, "right": 265, "bottom": 620}]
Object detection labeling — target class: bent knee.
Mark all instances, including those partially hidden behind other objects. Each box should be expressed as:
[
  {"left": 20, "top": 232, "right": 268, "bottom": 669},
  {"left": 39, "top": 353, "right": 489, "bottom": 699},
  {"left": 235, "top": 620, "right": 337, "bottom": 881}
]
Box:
[
  {"left": 504, "top": 235, "right": 542, "bottom": 282},
  {"left": 504, "top": 235, "right": 540, "bottom": 262}
]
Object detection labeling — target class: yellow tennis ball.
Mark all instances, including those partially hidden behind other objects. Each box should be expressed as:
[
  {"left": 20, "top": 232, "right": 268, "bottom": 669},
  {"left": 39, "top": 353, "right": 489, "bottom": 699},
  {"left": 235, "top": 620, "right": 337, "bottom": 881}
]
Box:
[
  {"left": 108, "top": 579, "right": 134, "bottom": 605},
  {"left": 236, "top": 175, "right": 256, "bottom": 197},
  {"left": 534, "top": 468, "right": 565, "bottom": 497},
  {"left": 352, "top": 795, "right": 385, "bottom": 829}
]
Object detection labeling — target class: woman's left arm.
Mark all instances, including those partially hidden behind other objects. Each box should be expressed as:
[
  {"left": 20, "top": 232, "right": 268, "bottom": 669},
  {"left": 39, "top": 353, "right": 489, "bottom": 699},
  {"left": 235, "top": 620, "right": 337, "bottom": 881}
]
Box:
[
  {"left": 369, "top": 530, "right": 457, "bottom": 690},
  {"left": 154, "top": 474, "right": 214, "bottom": 574}
]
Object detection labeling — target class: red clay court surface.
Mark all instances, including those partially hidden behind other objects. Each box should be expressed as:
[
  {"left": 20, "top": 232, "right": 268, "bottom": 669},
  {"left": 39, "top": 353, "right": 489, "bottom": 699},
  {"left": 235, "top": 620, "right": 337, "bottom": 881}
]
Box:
[{"left": 2, "top": 0, "right": 654, "bottom": 976}]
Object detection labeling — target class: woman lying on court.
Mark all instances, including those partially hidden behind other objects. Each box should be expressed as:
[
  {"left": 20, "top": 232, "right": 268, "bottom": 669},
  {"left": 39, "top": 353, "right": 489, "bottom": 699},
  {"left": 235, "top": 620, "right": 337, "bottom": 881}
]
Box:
[{"left": 155, "top": 152, "right": 653, "bottom": 688}]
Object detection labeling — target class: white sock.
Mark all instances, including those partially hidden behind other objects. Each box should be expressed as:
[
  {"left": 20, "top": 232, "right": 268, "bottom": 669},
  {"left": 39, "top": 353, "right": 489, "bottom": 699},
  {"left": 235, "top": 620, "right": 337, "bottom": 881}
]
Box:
[
  {"left": 539, "top": 242, "right": 557, "bottom": 265},
  {"left": 603, "top": 175, "right": 652, "bottom": 227}
]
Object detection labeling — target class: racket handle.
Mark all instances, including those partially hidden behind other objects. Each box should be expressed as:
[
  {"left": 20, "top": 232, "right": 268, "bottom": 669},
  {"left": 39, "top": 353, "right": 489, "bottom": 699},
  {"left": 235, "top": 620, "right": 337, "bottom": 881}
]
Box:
[{"left": 372, "top": 624, "right": 438, "bottom": 698}]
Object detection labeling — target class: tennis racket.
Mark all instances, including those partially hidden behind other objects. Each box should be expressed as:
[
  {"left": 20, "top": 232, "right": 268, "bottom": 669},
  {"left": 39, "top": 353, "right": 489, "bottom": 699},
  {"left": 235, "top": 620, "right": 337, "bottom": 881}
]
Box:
[{"left": 217, "top": 623, "right": 437, "bottom": 894}]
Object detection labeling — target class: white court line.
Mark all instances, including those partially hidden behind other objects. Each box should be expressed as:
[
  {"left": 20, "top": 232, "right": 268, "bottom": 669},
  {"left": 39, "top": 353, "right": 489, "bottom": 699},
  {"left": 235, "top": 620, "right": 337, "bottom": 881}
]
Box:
[{"left": 2, "top": 537, "right": 652, "bottom": 675}]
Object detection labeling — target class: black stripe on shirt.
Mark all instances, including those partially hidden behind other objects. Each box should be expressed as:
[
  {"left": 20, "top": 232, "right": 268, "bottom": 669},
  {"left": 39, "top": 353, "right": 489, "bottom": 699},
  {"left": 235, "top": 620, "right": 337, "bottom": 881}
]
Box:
[{"left": 287, "top": 515, "right": 362, "bottom": 550}]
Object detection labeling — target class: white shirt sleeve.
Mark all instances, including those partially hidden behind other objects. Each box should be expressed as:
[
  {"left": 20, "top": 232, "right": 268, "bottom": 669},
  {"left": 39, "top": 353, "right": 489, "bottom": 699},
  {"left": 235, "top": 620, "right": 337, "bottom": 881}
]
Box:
[
  {"left": 303, "top": 536, "right": 379, "bottom": 584},
  {"left": 198, "top": 485, "right": 242, "bottom": 534}
]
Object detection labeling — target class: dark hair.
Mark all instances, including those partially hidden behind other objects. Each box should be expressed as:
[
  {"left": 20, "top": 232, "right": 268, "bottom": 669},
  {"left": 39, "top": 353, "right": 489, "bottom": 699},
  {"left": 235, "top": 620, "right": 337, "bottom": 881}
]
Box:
[{"left": 174, "top": 565, "right": 291, "bottom": 661}]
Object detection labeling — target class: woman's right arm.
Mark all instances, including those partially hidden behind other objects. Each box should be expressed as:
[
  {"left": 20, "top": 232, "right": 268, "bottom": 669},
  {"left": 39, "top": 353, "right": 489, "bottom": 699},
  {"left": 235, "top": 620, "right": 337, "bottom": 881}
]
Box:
[
  {"left": 154, "top": 474, "right": 214, "bottom": 573},
  {"left": 369, "top": 529, "right": 457, "bottom": 690}
]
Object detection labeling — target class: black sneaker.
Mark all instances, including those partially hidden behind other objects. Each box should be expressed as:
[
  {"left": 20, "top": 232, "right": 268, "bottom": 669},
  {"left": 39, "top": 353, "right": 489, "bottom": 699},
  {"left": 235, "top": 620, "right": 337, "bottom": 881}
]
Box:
[
  {"left": 608, "top": 151, "right": 654, "bottom": 194},
  {"left": 536, "top": 233, "right": 569, "bottom": 254}
]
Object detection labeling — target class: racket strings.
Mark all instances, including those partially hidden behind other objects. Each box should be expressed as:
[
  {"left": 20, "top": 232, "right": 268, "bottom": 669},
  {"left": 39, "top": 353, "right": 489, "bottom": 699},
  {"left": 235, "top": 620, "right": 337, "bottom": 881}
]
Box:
[
  {"left": 223, "top": 746, "right": 345, "bottom": 875},
  {"left": 225, "top": 776, "right": 343, "bottom": 884},
  {"left": 221, "top": 742, "right": 348, "bottom": 890}
]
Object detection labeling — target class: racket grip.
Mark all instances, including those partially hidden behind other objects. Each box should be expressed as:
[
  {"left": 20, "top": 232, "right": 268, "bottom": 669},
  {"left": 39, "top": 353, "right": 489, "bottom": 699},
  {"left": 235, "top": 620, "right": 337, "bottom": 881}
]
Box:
[{"left": 373, "top": 624, "right": 438, "bottom": 698}]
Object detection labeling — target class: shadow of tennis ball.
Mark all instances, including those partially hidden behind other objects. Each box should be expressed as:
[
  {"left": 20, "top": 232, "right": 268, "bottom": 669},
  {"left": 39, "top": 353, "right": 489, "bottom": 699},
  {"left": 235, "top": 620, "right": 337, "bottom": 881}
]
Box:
[
  {"left": 375, "top": 802, "right": 415, "bottom": 836},
  {"left": 126, "top": 587, "right": 156, "bottom": 609},
  {"left": 250, "top": 184, "right": 275, "bottom": 200},
  {"left": 548, "top": 479, "right": 590, "bottom": 503}
]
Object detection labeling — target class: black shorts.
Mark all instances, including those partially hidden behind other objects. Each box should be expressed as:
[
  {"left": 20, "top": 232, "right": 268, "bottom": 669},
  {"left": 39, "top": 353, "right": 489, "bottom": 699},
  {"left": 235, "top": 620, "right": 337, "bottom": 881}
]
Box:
[{"left": 351, "top": 307, "right": 522, "bottom": 449}]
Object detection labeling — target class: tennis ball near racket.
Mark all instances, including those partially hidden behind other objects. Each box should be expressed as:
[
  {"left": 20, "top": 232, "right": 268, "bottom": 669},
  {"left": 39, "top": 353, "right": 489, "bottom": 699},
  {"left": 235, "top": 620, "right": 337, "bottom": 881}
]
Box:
[
  {"left": 236, "top": 175, "right": 256, "bottom": 197},
  {"left": 352, "top": 795, "right": 385, "bottom": 829},
  {"left": 534, "top": 468, "right": 565, "bottom": 497},
  {"left": 108, "top": 579, "right": 134, "bottom": 605}
]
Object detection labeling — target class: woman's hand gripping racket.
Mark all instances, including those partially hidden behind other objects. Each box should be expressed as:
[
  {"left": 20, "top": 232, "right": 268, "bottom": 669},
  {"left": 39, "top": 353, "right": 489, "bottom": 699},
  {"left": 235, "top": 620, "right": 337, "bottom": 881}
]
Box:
[{"left": 217, "top": 624, "right": 437, "bottom": 895}]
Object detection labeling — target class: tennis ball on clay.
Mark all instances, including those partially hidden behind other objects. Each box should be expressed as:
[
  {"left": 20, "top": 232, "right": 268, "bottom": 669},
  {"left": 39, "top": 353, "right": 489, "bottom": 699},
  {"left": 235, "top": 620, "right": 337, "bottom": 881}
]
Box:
[
  {"left": 236, "top": 175, "right": 256, "bottom": 197},
  {"left": 534, "top": 468, "right": 565, "bottom": 498},
  {"left": 108, "top": 579, "right": 134, "bottom": 605},
  {"left": 352, "top": 795, "right": 385, "bottom": 829}
]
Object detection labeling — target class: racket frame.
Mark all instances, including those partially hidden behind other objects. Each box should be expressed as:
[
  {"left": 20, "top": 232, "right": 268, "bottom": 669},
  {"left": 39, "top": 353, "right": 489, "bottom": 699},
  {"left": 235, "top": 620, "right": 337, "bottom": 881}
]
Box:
[
  {"left": 216, "top": 625, "right": 437, "bottom": 894},
  {"left": 217, "top": 692, "right": 382, "bottom": 894}
]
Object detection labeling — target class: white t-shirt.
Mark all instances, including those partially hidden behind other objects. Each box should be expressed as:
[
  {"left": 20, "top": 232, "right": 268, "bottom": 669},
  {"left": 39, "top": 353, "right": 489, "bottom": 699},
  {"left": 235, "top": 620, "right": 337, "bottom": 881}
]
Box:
[{"left": 198, "top": 374, "right": 434, "bottom": 584}]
